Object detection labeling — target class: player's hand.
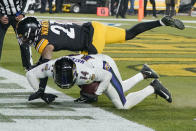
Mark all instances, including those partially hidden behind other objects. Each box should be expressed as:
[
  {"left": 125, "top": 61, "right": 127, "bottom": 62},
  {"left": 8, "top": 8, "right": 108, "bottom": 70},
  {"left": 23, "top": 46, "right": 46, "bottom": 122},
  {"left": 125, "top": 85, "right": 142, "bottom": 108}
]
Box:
[
  {"left": 74, "top": 92, "right": 98, "bottom": 103},
  {"left": 41, "top": 93, "right": 58, "bottom": 104},
  {"left": 28, "top": 90, "right": 44, "bottom": 101},
  {"left": 0, "top": 16, "right": 9, "bottom": 24}
]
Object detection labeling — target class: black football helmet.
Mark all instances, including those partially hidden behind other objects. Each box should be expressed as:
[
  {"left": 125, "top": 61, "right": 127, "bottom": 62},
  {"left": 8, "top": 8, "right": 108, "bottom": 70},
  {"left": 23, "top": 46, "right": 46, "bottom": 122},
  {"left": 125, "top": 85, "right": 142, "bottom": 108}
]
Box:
[
  {"left": 53, "top": 57, "right": 77, "bottom": 89},
  {"left": 16, "top": 17, "right": 41, "bottom": 46}
]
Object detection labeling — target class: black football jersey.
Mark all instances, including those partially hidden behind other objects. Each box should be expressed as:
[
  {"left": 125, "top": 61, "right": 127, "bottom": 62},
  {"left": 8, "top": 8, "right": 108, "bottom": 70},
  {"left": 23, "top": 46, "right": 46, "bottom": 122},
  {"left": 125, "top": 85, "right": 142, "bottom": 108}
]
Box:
[{"left": 34, "top": 21, "right": 87, "bottom": 54}]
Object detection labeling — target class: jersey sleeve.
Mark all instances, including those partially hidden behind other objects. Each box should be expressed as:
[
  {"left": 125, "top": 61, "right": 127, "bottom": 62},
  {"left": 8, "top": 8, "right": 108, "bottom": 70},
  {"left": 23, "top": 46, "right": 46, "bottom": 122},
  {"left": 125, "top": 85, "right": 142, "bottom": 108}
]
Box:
[
  {"left": 93, "top": 69, "right": 112, "bottom": 95},
  {"left": 35, "top": 38, "right": 49, "bottom": 54},
  {"left": 26, "top": 60, "right": 55, "bottom": 91}
]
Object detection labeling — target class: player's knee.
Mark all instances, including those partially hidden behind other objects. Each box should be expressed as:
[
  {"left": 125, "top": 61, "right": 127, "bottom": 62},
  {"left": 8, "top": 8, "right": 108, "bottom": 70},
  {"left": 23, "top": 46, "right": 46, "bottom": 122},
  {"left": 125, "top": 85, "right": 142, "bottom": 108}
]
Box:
[
  {"left": 111, "top": 99, "right": 124, "bottom": 109},
  {"left": 123, "top": 104, "right": 134, "bottom": 109},
  {"left": 125, "top": 30, "right": 137, "bottom": 40}
]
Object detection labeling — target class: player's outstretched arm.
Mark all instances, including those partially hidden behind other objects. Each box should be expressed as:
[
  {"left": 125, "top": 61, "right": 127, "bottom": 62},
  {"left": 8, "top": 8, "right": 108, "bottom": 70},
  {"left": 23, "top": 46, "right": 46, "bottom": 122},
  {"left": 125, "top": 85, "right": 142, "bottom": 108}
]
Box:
[{"left": 26, "top": 60, "right": 57, "bottom": 104}]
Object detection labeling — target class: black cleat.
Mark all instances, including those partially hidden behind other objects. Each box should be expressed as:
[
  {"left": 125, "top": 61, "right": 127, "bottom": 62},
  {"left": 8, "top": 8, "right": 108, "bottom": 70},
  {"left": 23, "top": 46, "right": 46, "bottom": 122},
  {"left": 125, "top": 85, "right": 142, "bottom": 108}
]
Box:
[
  {"left": 141, "top": 64, "right": 159, "bottom": 79},
  {"left": 150, "top": 79, "right": 172, "bottom": 103},
  {"left": 161, "top": 16, "right": 185, "bottom": 30}
]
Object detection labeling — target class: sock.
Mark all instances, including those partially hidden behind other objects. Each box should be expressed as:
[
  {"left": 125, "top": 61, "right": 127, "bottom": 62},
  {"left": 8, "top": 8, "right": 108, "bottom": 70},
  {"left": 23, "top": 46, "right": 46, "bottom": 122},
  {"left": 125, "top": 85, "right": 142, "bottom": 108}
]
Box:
[{"left": 125, "top": 21, "right": 162, "bottom": 40}]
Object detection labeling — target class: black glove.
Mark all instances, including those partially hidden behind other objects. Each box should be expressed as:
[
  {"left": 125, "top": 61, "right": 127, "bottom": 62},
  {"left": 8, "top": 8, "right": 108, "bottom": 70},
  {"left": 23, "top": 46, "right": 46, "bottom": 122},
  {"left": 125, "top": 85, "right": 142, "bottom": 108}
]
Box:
[
  {"left": 28, "top": 88, "right": 57, "bottom": 104},
  {"left": 74, "top": 91, "right": 98, "bottom": 103},
  {"left": 28, "top": 89, "right": 44, "bottom": 101},
  {"left": 41, "top": 93, "right": 58, "bottom": 104}
]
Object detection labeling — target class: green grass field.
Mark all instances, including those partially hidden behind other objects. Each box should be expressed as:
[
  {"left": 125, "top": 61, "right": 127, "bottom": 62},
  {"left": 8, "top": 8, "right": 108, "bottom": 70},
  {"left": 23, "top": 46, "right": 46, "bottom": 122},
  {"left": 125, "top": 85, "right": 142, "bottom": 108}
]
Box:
[{"left": 1, "top": 13, "right": 196, "bottom": 131}]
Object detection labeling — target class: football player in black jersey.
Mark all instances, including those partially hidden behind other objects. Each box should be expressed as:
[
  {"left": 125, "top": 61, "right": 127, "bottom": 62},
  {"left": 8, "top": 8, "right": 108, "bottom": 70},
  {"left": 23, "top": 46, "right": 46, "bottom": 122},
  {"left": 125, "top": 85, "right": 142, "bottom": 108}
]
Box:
[
  {"left": 16, "top": 16, "right": 184, "bottom": 66},
  {"left": 16, "top": 16, "right": 184, "bottom": 103}
]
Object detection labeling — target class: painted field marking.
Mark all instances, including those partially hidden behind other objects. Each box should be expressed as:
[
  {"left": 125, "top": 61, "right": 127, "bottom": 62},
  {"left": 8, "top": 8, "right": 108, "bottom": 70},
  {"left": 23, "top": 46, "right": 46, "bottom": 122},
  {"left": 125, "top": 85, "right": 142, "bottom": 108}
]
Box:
[
  {"left": 104, "top": 50, "right": 196, "bottom": 54},
  {"left": 104, "top": 33, "right": 196, "bottom": 77},
  {"left": 113, "top": 57, "right": 196, "bottom": 62},
  {"left": 0, "top": 67, "right": 154, "bottom": 131},
  {"left": 134, "top": 64, "right": 196, "bottom": 77}
]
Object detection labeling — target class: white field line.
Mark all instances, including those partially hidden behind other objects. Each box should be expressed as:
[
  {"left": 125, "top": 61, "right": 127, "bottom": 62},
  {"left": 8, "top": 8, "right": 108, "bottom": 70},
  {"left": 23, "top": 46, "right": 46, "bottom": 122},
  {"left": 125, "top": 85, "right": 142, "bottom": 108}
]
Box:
[{"left": 0, "top": 67, "right": 154, "bottom": 131}]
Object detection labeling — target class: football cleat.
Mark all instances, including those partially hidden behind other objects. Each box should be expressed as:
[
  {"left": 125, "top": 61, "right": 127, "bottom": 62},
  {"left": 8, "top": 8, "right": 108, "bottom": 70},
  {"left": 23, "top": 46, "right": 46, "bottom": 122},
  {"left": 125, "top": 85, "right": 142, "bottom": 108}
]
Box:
[
  {"left": 141, "top": 64, "right": 159, "bottom": 79},
  {"left": 160, "top": 16, "right": 185, "bottom": 30},
  {"left": 150, "top": 79, "right": 172, "bottom": 103}
]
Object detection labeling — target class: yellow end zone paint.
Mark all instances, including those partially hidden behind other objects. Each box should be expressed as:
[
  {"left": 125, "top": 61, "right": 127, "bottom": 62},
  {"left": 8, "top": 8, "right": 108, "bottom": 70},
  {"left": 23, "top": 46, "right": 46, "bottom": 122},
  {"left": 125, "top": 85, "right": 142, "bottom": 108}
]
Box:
[
  {"left": 104, "top": 50, "right": 196, "bottom": 54},
  {"left": 113, "top": 58, "right": 196, "bottom": 62},
  {"left": 109, "top": 34, "right": 196, "bottom": 77},
  {"left": 135, "top": 64, "right": 196, "bottom": 77}
]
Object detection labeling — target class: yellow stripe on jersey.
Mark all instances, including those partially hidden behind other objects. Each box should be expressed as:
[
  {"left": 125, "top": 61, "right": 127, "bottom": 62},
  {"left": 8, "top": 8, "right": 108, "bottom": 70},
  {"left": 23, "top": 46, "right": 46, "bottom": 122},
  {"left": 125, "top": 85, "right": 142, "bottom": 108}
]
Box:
[
  {"left": 91, "top": 21, "right": 126, "bottom": 54},
  {"left": 36, "top": 39, "right": 48, "bottom": 54}
]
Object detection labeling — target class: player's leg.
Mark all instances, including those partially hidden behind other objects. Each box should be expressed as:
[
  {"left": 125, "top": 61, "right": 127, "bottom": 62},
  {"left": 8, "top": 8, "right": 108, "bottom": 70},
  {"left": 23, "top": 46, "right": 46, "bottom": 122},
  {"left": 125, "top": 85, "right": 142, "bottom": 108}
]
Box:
[
  {"left": 105, "top": 77, "right": 172, "bottom": 109},
  {"left": 101, "top": 54, "right": 159, "bottom": 93},
  {"left": 101, "top": 56, "right": 148, "bottom": 109},
  {"left": 126, "top": 17, "right": 184, "bottom": 40},
  {"left": 102, "top": 58, "right": 170, "bottom": 109},
  {"left": 144, "top": 0, "right": 148, "bottom": 17},
  {"left": 90, "top": 17, "right": 184, "bottom": 54},
  {"left": 90, "top": 21, "right": 107, "bottom": 53},
  {"left": 170, "top": 0, "right": 175, "bottom": 17},
  {"left": 90, "top": 21, "right": 127, "bottom": 53},
  {"left": 105, "top": 84, "right": 125, "bottom": 109},
  {"left": 0, "top": 23, "right": 9, "bottom": 60},
  {"left": 124, "top": 85, "right": 154, "bottom": 109},
  {"left": 104, "top": 16, "right": 184, "bottom": 44},
  {"left": 124, "top": 79, "right": 172, "bottom": 109},
  {"left": 105, "top": 25, "right": 126, "bottom": 44},
  {"left": 122, "top": 64, "right": 159, "bottom": 92},
  {"left": 150, "top": 0, "right": 157, "bottom": 17},
  {"left": 100, "top": 56, "right": 127, "bottom": 109}
]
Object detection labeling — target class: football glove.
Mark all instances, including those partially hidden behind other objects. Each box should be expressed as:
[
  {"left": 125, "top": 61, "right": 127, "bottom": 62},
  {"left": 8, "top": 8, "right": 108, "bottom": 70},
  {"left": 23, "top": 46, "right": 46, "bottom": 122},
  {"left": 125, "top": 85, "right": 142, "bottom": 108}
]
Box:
[
  {"left": 74, "top": 91, "right": 98, "bottom": 103},
  {"left": 28, "top": 88, "right": 58, "bottom": 104},
  {"left": 28, "top": 88, "right": 44, "bottom": 101},
  {"left": 41, "top": 93, "right": 58, "bottom": 104}
]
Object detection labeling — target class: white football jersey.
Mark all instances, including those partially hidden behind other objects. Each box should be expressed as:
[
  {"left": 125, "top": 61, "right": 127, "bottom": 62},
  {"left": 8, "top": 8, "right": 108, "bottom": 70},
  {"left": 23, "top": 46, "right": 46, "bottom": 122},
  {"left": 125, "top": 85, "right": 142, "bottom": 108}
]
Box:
[{"left": 26, "top": 54, "right": 112, "bottom": 95}]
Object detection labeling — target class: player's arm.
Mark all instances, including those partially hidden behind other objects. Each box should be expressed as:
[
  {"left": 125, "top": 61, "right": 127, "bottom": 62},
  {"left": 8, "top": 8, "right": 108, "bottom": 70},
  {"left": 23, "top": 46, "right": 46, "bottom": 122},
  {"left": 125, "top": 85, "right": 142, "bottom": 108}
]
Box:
[
  {"left": 93, "top": 69, "right": 112, "bottom": 95},
  {"left": 30, "top": 43, "right": 54, "bottom": 70},
  {"left": 26, "top": 60, "right": 57, "bottom": 104},
  {"left": 74, "top": 67, "right": 112, "bottom": 103},
  {"left": 26, "top": 62, "right": 50, "bottom": 91},
  {"left": 35, "top": 38, "right": 54, "bottom": 60},
  {"left": 41, "top": 44, "right": 54, "bottom": 60}
]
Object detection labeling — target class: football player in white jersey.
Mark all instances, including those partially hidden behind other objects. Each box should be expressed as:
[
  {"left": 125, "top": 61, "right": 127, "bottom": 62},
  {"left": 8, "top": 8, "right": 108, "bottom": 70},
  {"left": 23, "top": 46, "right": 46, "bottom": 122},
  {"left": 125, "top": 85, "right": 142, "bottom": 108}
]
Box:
[{"left": 26, "top": 54, "right": 172, "bottom": 109}]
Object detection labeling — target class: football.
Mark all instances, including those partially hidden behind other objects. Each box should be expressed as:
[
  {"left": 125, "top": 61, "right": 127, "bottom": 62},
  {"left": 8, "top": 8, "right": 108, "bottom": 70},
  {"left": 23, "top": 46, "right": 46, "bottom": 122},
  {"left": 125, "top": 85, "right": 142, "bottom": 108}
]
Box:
[{"left": 79, "top": 81, "right": 100, "bottom": 94}]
